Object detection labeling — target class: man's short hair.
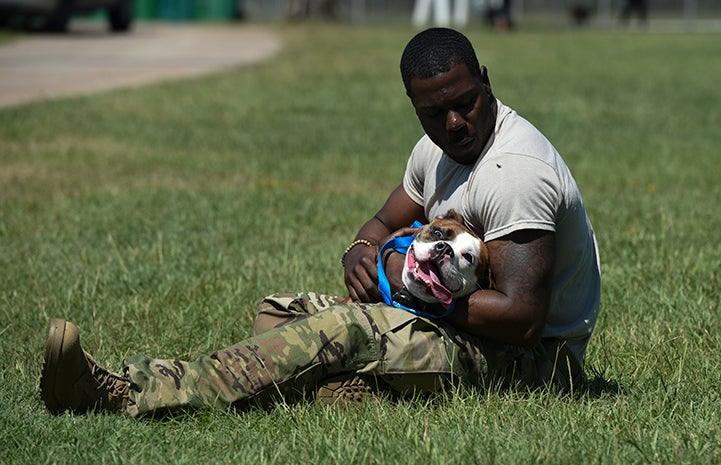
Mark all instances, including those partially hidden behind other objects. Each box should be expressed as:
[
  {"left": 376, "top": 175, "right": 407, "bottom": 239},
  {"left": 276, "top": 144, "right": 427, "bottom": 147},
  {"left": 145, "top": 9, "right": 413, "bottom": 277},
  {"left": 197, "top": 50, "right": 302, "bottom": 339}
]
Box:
[{"left": 400, "top": 28, "right": 481, "bottom": 95}]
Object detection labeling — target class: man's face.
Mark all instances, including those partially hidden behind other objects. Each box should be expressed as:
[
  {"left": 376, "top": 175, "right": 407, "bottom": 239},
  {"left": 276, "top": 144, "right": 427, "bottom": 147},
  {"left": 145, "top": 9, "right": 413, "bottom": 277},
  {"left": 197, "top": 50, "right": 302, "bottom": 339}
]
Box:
[{"left": 409, "top": 63, "right": 496, "bottom": 165}]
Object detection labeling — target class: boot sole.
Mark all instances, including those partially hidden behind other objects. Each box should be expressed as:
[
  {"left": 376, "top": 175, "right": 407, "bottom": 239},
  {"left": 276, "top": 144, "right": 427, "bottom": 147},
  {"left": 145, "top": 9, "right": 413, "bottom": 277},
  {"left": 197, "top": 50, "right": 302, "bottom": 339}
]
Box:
[
  {"left": 316, "top": 374, "right": 378, "bottom": 406},
  {"left": 39, "top": 318, "right": 67, "bottom": 414}
]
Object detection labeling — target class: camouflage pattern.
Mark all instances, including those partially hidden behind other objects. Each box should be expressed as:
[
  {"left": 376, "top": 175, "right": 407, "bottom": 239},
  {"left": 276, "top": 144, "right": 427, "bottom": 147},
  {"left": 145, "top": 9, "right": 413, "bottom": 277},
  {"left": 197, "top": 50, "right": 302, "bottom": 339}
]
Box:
[{"left": 123, "top": 292, "right": 579, "bottom": 417}]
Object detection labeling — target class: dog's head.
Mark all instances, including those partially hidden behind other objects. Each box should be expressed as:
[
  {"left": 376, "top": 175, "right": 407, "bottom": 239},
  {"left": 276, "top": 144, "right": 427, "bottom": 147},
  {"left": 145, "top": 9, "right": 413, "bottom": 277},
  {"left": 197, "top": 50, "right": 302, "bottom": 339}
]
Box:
[{"left": 401, "top": 210, "right": 491, "bottom": 308}]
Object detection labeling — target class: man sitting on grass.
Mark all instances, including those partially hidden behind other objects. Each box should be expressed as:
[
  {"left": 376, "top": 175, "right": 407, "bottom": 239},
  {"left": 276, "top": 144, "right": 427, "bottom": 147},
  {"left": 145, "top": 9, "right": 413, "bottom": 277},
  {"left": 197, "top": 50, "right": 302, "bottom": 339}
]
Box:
[{"left": 40, "top": 27, "right": 601, "bottom": 417}]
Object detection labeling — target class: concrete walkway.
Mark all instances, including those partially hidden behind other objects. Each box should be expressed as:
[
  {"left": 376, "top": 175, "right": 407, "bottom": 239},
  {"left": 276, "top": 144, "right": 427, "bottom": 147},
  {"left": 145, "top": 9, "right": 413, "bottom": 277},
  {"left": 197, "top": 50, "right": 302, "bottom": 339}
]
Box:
[{"left": 0, "top": 22, "right": 282, "bottom": 109}]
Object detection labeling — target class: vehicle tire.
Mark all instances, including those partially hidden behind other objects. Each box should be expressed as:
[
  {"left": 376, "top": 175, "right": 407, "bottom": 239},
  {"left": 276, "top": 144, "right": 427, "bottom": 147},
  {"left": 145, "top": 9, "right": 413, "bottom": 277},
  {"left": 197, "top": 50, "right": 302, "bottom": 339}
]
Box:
[{"left": 108, "top": 0, "right": 132, "bottom": 32}]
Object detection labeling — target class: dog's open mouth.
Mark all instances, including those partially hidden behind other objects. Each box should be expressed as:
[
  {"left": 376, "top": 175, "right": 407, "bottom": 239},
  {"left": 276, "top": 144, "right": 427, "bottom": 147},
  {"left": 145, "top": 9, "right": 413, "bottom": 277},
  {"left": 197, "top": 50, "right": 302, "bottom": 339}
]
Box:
[{"left": 406, "top": 246, "right": 453, "bottom": 308}]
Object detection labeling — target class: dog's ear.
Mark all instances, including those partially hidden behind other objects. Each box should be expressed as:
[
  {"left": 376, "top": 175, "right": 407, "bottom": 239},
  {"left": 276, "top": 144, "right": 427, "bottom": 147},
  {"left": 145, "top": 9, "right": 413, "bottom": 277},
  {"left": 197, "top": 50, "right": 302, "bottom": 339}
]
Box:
[
  {"left": 475, "top": 242, "right": 494, "bottom": 289},
  {"left": 444, "top": 209, "right": 465, "bottom": 224}
]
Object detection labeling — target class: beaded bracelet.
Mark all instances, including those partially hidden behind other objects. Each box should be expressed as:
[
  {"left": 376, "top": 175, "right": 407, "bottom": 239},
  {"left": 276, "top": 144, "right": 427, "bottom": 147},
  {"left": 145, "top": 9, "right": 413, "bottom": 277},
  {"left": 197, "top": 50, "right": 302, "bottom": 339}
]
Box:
[{"left": 340, "top": 239, "right": 374, "bottom": 265}]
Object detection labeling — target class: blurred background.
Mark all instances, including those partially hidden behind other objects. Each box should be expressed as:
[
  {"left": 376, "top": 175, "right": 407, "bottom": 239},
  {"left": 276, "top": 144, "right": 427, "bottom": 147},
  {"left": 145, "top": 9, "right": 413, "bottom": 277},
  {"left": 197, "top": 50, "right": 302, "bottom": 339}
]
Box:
[
  {"left": 241, "top": 0, "right": 721, "bottom": 30},
  {"left": 1, "top": 0, "right": 720, "bottom": 33}
]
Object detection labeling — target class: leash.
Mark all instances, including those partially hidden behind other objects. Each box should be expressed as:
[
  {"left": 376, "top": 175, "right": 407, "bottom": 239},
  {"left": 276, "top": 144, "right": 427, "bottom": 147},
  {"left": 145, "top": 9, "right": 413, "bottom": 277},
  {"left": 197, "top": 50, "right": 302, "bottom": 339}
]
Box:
[{"left": 377, "top": 221, "right": 455, "bottom": 319}]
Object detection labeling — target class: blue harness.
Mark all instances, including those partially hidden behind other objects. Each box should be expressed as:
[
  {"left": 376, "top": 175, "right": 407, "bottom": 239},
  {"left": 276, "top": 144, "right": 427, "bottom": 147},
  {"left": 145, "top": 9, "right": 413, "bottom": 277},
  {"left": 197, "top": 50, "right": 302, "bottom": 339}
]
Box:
[{"left": 377, "top": 221, "right": 455, "bottom": 319}]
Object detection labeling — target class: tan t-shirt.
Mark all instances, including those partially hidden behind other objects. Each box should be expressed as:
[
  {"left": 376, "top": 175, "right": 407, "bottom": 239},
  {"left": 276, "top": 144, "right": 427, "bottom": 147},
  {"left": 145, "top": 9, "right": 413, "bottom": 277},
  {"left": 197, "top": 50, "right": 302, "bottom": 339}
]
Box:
[{"left": 403, "top": 100, "right": 601, "bottom": 363}]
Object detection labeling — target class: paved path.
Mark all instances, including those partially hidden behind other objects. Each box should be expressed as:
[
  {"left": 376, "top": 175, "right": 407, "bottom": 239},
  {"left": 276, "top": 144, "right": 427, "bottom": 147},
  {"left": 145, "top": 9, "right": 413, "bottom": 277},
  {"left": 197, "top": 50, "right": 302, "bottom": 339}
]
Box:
[{"left": 0, "top": 22, "right": 282, "bottom": 109}]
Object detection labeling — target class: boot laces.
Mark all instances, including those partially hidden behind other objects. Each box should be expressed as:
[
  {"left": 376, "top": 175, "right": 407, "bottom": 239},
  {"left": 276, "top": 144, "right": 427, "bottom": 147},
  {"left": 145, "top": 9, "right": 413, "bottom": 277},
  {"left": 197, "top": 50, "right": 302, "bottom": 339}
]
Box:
[{"left": 90, "top": 362, "right": 129, "bottom": 400}]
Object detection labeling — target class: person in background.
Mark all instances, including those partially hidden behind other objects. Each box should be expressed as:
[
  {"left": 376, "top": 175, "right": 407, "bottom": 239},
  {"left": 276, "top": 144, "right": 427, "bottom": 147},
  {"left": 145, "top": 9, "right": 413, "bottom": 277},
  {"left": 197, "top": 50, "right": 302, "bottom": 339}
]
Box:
[{"left": 620, "top": 0, "right": 648, "bottom": 25}]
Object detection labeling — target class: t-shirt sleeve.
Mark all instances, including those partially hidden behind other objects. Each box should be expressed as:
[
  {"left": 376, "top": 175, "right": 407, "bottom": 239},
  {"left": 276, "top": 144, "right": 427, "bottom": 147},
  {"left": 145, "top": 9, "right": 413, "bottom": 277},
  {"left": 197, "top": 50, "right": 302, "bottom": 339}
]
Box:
[
  {"left": 469, "top": 153, "right": 561, "bottom": 242},
  {"left": 402, "top": 137, "right": 431, "bottom": 206}
]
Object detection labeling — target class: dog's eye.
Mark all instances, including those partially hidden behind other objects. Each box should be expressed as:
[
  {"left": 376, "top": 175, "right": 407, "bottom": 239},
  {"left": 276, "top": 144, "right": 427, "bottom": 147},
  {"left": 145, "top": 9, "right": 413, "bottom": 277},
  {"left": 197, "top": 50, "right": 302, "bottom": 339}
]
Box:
[
  {"left": 432, "top": 228, "right": 444, "bottom": 240},
  {"left": 462, "top": 252, "right": 475, "bottom": 264}
]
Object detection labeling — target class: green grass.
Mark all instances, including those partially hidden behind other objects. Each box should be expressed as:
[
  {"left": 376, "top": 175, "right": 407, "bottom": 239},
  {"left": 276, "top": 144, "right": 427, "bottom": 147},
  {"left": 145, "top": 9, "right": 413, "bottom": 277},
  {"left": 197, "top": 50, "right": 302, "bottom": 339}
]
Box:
[{"left": 2, "top": 24, "right": 720, "bottom": 464}]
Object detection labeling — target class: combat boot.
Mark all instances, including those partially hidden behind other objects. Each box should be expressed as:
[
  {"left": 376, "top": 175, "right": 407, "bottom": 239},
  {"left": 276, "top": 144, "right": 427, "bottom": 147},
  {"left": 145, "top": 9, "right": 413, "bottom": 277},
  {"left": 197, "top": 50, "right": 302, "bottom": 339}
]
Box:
[
  {"left": 40, "top": 319, "right": 129, "bottom": 414},
  {"left": 316, "top": 373, "right": 387, "bottom": 406}
]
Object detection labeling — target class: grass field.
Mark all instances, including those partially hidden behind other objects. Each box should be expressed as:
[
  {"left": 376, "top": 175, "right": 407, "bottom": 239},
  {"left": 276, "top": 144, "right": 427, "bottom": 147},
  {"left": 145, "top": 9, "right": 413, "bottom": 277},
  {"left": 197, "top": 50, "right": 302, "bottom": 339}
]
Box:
[{"left": 1, "top": 24, "right": 720, "bottom": 464}]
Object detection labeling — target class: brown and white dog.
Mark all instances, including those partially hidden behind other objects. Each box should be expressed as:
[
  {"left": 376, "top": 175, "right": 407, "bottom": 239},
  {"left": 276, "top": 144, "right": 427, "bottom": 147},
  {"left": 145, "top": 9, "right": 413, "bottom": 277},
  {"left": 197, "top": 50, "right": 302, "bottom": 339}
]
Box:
[{"left": 396, "top": 209, "right": 492, "bottom": 309}]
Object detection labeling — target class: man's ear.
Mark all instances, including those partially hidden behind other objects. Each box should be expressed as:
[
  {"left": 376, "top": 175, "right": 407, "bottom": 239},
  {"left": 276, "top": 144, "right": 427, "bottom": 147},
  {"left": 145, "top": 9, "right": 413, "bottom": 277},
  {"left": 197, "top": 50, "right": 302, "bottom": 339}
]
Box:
[{"left": 480, "top": 65, "right": 493, "bottom": 97}]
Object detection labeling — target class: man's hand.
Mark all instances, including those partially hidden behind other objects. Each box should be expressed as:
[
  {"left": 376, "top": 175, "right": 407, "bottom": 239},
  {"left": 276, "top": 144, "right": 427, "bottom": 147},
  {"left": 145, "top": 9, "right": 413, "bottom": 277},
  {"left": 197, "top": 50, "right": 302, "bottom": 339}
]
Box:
[
  {"left": 343, "top": 242, "right": 381, "bottom": 303},
  {"left": 343, "top": 184, "right": 426, "bottom": 303},
  {"left": 342, "top": 226, "right": 418, "bottom": 303}
]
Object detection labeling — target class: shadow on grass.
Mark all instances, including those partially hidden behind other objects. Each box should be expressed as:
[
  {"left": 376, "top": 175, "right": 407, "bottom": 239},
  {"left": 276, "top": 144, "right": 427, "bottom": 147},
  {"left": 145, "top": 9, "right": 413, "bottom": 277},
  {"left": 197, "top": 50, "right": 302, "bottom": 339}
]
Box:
[
  {"left": 129, "top": 368, "right": 624, "bottom": 422},
  {"left": 578, "top": 366, "right": 623, "bottom": 399}
]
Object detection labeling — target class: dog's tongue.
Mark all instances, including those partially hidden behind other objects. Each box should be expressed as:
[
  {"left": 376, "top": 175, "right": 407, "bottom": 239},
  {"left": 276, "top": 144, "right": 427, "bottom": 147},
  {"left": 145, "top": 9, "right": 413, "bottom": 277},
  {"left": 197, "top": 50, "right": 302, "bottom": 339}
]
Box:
[{"left": 408, "top": 249, "right": 453, "bottom": 308}]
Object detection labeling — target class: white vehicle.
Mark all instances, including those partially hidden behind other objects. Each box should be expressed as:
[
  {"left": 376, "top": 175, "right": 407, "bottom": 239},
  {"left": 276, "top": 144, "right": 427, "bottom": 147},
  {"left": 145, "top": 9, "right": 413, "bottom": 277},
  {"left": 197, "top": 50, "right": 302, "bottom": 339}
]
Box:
[{"left": 0, "top": 0, "right": 134, "bottom": 32}]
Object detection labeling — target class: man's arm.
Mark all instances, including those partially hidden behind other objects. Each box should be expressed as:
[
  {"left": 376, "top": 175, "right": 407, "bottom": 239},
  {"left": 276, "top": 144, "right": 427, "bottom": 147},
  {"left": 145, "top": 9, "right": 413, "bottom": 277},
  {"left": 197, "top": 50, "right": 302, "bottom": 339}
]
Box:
[
  {"left": 445, "top": 229, "right": 555, "bottom": 346},
  {"left": 343, "top": 185, "right": 425, "bottom": 303}
]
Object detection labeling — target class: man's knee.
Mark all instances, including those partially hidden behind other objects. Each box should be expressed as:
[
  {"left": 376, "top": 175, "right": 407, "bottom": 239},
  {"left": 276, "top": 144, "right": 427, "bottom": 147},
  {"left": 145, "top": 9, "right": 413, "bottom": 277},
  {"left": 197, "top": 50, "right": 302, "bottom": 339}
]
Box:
[{"left": 254, "top": 293, "right": 351, "bottom": 336}]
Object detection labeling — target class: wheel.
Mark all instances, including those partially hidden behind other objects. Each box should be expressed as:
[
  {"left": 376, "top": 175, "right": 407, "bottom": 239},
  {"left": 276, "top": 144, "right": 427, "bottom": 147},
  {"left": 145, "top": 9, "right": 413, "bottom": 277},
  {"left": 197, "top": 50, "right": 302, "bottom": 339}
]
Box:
[{"left": 108, "top": 0, "right": 133, "bottom": 32}]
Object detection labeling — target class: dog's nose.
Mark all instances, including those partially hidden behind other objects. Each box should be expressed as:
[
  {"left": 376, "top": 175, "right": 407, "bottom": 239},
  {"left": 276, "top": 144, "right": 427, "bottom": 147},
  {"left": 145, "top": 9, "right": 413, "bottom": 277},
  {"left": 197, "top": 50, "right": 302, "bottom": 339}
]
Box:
[{"left": 432, "top": 242, "right": 453, "bottom": 259}]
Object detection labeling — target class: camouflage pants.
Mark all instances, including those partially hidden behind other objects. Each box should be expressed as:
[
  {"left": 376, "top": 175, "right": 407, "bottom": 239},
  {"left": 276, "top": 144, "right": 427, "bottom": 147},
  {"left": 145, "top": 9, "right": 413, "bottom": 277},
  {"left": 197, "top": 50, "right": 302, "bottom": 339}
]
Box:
[{"left": 123, "top": 292, "right": 579, "bottom": 417}]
